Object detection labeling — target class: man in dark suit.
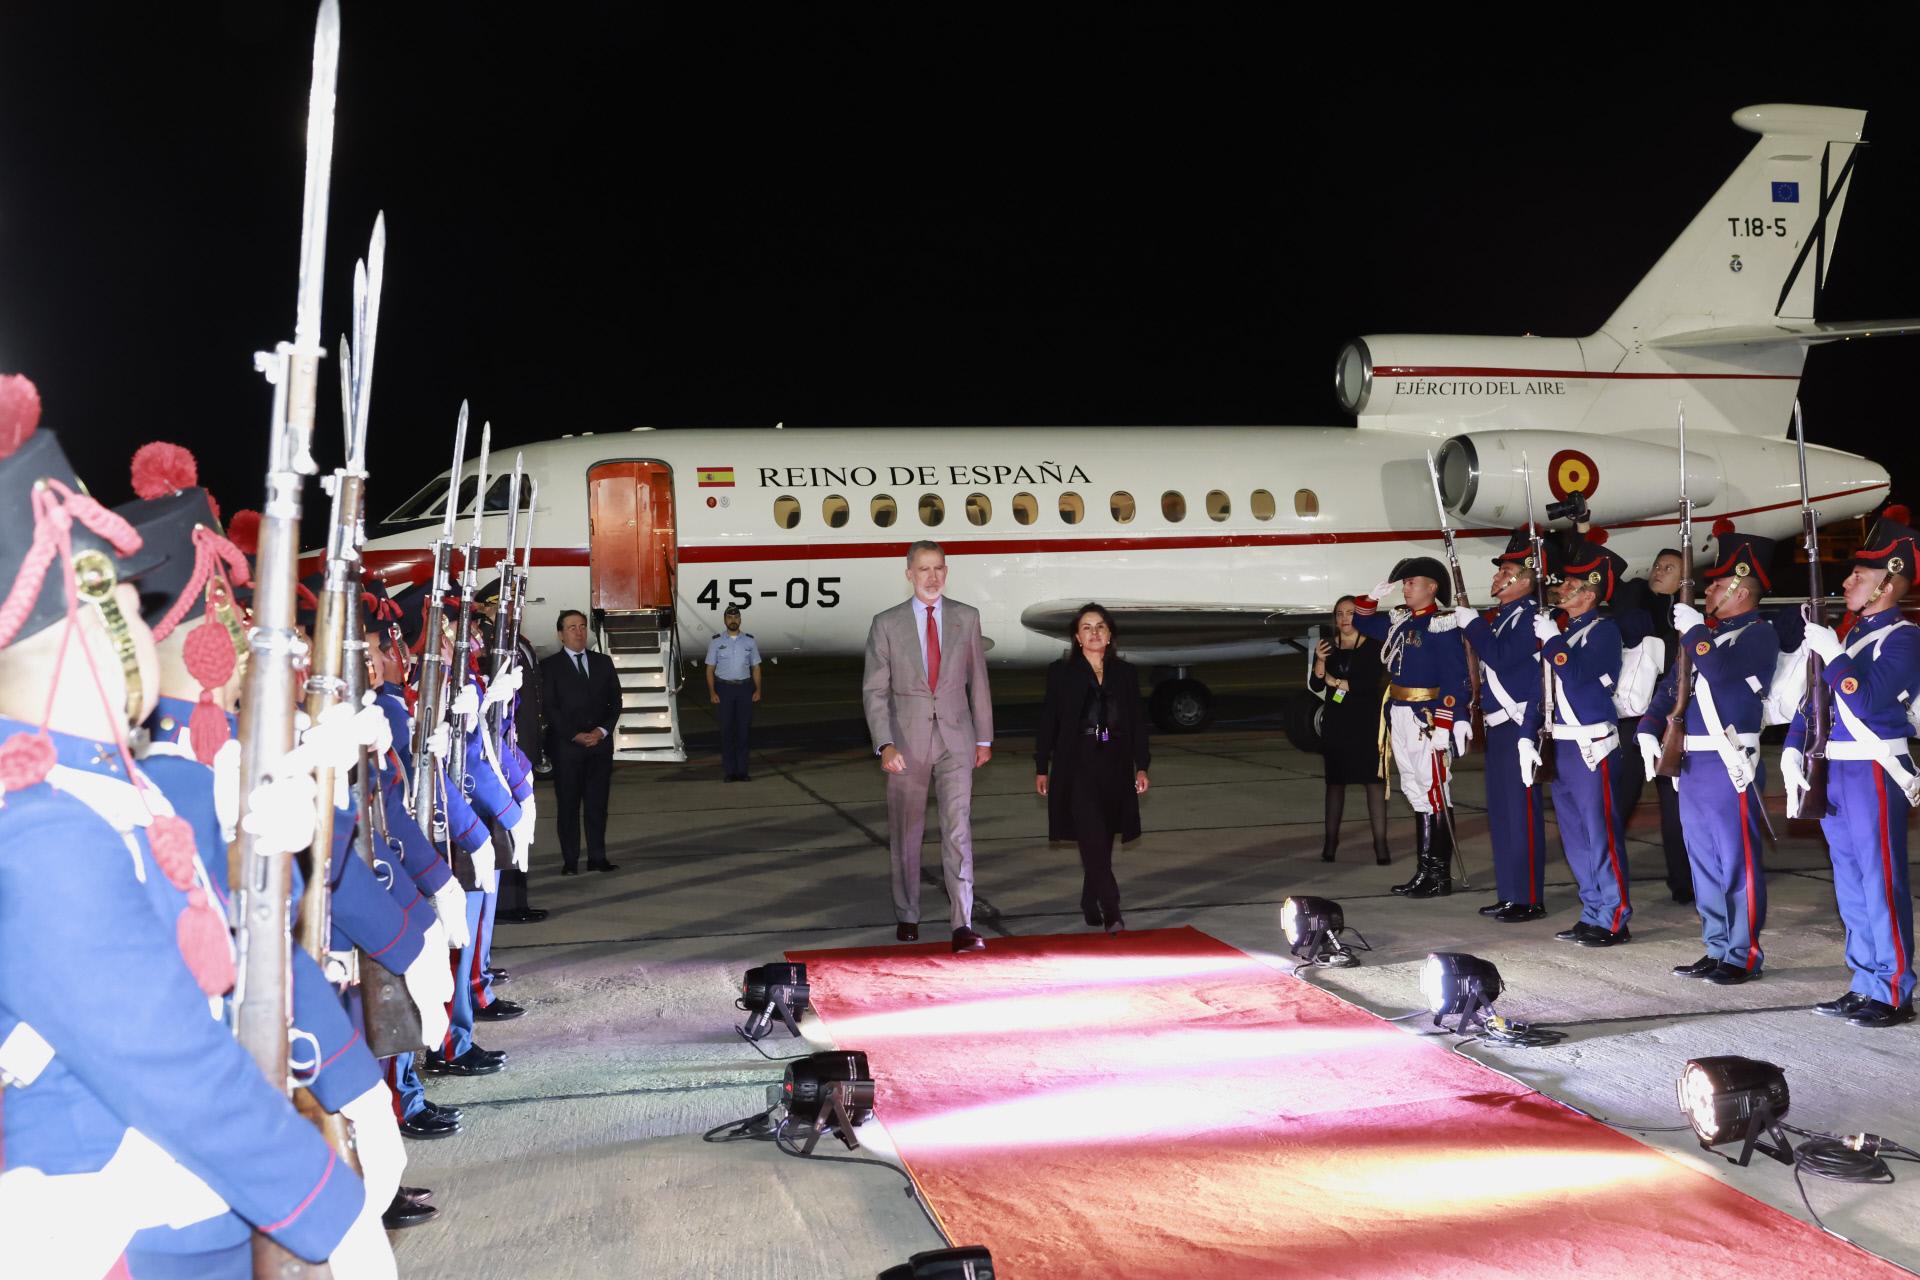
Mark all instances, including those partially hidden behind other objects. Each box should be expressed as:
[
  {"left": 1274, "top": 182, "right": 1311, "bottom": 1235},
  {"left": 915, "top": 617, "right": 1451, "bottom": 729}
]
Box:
[{"left": 539, "top": 609, "right": 622, "bottom": 873}]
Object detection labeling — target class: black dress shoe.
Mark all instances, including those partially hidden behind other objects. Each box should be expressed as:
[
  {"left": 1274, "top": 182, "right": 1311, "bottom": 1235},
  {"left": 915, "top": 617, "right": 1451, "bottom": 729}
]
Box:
[
  {"left": 423, "top": 1103, "right": 463, "bottom": 1124},
  {"left": 951, "top": 927, "right": 986, "bottom": 953},
  {"left": 488, "top": 968, "right": 511, "bottom": 985},
  {"left": 474, "top": 1046, "right": 508, "bottom": 1063},
  {"left": 1577, "top": 926, "right": 1631, "bottom": 948},
  {"left": 896, "top": 922, "right": 919, "bottom": 942},
  {"left": 1555, "top": 921, "right": 1600, "bottom": 942},
  {"left": 476, "top": 998, "right": 526, "bottom": 1021},
  {"left": 399, "top": 1110, "right": 462, "bottom": 1139},
  {"left": 1672, "top": 955, "right": 1719, "bottom": 978},
  {"left": 423, "top": 1046, "right": 506, "bottom": 1076},
  {"left": 591, "top": 860, "right": 619, "bottom": 872},
  {"left": 399, "top": 1186, "right": 433, "bottom": 1202},
  {"left": 561, "top": 866, "right": 579, "bottom": 876},
  {"left": 383, "top": 1191, "right": 439, "bottom": 1228},
  {"left": 500, "top": 908, "right": 549, "bottom": 924},
  {"left": 1814, "top": 991, "right": 1869, "bottom": 1019},
  {"left": 1493, "top": 903, "right": 1546, "bottom": 924},
  {"left": 1847, "top": 999, "right": 1916, "bottom": 1029},
  {"left": 1704, "top": 962, "right": 1761, "bottom": 986},
  {"left": 723, "top": 775, "right": 738, "bottom": 783},
  {"left": 1082, "top": 907, "right": 1103, "bottom": 927},
  {"left": 1479, "top": 900, "right": 1515, "bottom": 917}
]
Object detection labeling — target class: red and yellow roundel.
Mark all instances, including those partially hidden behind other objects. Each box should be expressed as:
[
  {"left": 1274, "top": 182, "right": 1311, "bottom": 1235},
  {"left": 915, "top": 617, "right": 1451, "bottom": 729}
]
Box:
[
  {"left": 1841, "top": 676, "right": 1860, "bottom": 695},
  {"left": 1552, "top": 651, "right": 1568, "bottom": 666},
  {"left": 1547, "top": 448, "right": 1599, "bottom": 503},
  {"left": 1443, "top": 695, "right": 1456, "bottom": 707},
  {"left": 1695, "top": 640, "right": 1712, "bottom": 656}
]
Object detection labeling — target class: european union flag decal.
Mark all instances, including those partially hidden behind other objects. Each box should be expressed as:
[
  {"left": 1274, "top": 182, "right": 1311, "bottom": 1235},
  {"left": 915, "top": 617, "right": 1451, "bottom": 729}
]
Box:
[{"left": 1772, "top": 181, "right": 1800, "bottom": 203}]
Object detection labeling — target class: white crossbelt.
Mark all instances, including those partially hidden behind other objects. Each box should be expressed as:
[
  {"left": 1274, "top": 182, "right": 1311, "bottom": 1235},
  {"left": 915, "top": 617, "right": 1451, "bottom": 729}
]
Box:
[
  {"left": 1550, "top": 722, "right": 1615, "bottom": 742},
  {"left": 1821, "top": 620, "right": 1920, "bottom": 803}
]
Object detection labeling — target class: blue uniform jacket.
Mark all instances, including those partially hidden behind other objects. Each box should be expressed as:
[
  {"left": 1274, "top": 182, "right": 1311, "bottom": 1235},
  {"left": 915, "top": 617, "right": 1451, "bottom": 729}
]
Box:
[
  {"left": 1786, "top": 610, "right": 1920, "bottom": 749},
  {"left": 458, "top": 680, "right": 523, "bottom": 830},
  {"left": 1639, "top": 612, "right": 1779, "bottom": 740},
  {"left": 1352, "top": 604, "right": 1469, "bottom": 715},
  {"left": 1542, "top": 611, "right": 1622, "bottom": 727},
  {"left": 1465, "top": 598, "right": 1543, "bottom": 737},
  {"left": 328, "top": 806, "right": 429, "bottom": 973},
  {"left": 0, "top": 719, "right": 363, "bottom": 1262}
]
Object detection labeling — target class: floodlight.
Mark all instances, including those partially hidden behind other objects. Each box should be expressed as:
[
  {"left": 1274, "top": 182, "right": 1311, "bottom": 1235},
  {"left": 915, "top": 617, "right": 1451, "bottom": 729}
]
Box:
[
  {"left": 879, "top": 1246, "right": 997, "bottom": 1280},
  {"left": 1422, "top": 952, "right": 1504, "bottom": 1034},
  {"left": 1281, "top": 895, "right": 1355, "bottom": 966},
  {"left": 1678, "top": 1056, "right": 1794, "bottom": 1166},
  {"left": 783, "top": 1050, "right": 876, "bottom": 1153},
  {"left": 738, "top": 962, "right": 811, "bottom": 1040}
]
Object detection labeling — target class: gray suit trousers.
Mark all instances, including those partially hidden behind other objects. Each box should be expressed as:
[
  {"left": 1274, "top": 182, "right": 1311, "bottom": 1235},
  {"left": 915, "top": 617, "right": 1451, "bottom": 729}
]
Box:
[{"left": 887, "top": 739, "right": 975, "bottom": 930}]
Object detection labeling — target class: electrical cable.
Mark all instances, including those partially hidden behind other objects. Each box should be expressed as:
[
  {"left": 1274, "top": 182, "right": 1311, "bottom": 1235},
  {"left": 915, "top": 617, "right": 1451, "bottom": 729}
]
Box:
[
  {"left": 735, "top": 1025, "right": 812, "bottom": 1061},
  {"left": 702, "top": 1105, "right": 778, "bottom": 1143},
  {"left": 772, "top": 1118, "right": 952, "bottom": 1245}
]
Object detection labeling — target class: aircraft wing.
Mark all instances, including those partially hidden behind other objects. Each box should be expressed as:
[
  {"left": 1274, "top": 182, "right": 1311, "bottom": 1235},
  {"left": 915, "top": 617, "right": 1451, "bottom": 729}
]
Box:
[
  {"left": 1649, "top": 318, "right": 1920, "bottom": 349},
  {"left": 1018, "top": 600, "right": 1333, "bottom": 649}
]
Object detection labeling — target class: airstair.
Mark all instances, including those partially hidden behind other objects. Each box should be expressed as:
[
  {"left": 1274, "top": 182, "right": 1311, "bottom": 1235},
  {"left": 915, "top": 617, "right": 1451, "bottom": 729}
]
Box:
[{"left": 598, "top": 609, "right": 686, "bottom": 762}]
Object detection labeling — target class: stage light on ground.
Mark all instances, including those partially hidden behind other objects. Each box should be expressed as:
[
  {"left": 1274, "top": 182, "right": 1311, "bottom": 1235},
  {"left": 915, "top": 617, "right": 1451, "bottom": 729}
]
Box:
[
  {"left": 738, "top": 962, "right": 811, "bottom": 1039},
  {"left": 1678, "top": 1056, "right": 1794, "bottom": 1167},
  {"left": 783, "top": 1050, "right": 876, "bottom": 1153},
  {"left": 1422, "top": 953, "right": 1503, "bottom": 1034},
  {"left": 1281, "top": 896, "right": 1357, "bottom": 966},
  {"left": 879, "top": 1246, "right": 996, "bottom": 1279}
]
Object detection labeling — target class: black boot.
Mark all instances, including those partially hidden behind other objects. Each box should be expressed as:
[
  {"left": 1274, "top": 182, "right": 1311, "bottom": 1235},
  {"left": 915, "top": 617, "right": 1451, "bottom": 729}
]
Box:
[
  {"left": 1405, "top": 810, "right": 1454, "bottom": 898},
  {"left": 1391, "top": 816, "right": 1431, "bottom": 893}
]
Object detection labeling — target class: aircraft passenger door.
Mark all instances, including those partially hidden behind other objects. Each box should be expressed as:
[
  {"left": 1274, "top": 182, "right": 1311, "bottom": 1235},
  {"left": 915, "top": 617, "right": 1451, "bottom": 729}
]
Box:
[{"left": 588, "top": 461, "right": 676, "bottom": 611}]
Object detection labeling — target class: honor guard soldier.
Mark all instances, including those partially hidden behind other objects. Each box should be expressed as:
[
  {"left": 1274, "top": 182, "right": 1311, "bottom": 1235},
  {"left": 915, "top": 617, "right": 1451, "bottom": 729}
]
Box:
[
  {"left": 1458, "top": 528, "right": 1556, "bottom": 923},
  {"left": 706, "top": 604, "right": 763, "bottom": 781},
  {"left": 1638, "top": 520, "right": 1780, "bottom": 985},
  {"left": 1540, "top": 536, "right": 1634, "bottom": 947},
  {"left": 1353, "top": 556, "right": 1471, "bottom": 897},
  {"left": 1785, "top": 508, "right": 1920, "bottom": 1028},
  {"left": 477, "top": 578, "right": 547, "bottom": 926},
  {"left": 0, "top": 380, "right": 390, "bottom": 1277}
]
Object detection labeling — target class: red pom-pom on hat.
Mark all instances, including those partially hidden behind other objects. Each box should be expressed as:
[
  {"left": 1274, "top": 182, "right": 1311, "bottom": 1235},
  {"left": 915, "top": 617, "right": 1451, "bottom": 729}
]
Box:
[
  {"left": 1589, "top": 527, "right": 1609, "bottom": 546},
  {"left": 1884, "top": 504, "right": 1911, "bottom": 526},
  {"left": 226, "top": 510, "right": 262, "bottom": 557},
  {"left": 130, "top": 442, "right": 198, "bottom": 499},
  {"left": 0, "top": 374, "right": 42, "bottom": 460},
  {"left": 1710, "top": 517, "right": 1736, "bottom": 538}
]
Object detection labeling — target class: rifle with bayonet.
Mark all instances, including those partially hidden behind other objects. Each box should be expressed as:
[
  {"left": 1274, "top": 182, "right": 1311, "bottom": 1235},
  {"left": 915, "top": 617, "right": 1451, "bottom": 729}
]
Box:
[
  {"left": 1791, "top": 398, "right": 1831, "bottom": 818},
  {"left": 230, "top": 4, "right": 340, "bottom": 1276},
  {"left": 1656, "top": 405, "right": 1695, "bottom": 779},
  {"left": 486, "top": 455, "right": 524, "bottom": 745},
  {"left": 448, "top": 422, "right": 490, "bottom": 784},
  {"left": 408, "top": 406, "right": 466, "bottom": 852},
  {"left": 1426, "top": 449, "right": 1483, "bottom": 741},
  {"left": 1520, "top": 452, "right": 1557, "bottom": 785}
]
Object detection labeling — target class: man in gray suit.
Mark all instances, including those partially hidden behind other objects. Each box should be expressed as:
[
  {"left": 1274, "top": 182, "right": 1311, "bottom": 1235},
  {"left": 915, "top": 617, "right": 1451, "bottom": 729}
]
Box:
[{"left": 863, "top": 540, "right": 995, "bottom": 952}]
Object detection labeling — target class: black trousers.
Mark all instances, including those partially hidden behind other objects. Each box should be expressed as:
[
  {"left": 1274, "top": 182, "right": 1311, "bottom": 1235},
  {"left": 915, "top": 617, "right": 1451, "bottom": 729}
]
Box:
[
  {"left": 718, "top": 680, "right": 754, "bottom": 778},
  {"left": 500, "top": 867, "right": 532, "bottom": 912},
  {"left": 1069, "top": 763, "right": 1124, "bottom": 924},
  {"left": 553, "top": 743, "right": 613, "bottom": 870}
]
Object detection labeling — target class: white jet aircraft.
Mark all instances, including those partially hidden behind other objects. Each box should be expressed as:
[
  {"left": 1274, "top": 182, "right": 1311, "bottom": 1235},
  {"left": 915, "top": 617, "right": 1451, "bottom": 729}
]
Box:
[{"left": 360, "top": 104, "right": 1911, "bottom": 761}]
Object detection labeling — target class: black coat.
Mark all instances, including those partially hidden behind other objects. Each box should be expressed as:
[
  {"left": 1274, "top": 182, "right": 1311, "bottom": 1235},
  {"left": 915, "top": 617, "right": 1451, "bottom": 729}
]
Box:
[
  {"left": 1034, "top": 653, "right": 1150, "bottom": 843},
  {"left": 539, "top": 646, "right": 621, "bottom": 758}
]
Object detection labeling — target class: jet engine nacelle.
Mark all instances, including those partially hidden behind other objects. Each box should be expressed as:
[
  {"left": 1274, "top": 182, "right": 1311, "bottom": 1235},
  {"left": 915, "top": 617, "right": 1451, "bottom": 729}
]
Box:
[{"left": 1436, "top": 430, "right": 1721, "bottom": 527}]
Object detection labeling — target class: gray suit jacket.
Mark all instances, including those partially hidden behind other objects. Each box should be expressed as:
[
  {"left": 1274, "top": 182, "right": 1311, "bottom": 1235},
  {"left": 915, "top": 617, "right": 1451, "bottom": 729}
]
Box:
[{"left": 862, "top": 596, "right": 994, "bottom": 765}]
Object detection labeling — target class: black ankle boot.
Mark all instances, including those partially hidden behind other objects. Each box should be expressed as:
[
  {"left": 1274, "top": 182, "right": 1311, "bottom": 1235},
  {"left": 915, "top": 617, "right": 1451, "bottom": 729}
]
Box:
[{"left": 1392, "top": 816, "right": 1433, "bottom": 894}]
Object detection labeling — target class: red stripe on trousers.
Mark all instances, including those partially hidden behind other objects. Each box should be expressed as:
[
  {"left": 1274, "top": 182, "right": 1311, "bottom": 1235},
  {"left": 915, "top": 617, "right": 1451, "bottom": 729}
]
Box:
[
  {"left": 1874, "top": 768, "right": 1909, "bottom": 1005},
  {"left": 1524, "top": 786, "right": 1538, "bottom": 905},
  {"left": 1599, "top": 758, "right": 1628, "bottom": 932},
  {"left": 1738, "top": 791, "right": 1760, "bottom": 970}
]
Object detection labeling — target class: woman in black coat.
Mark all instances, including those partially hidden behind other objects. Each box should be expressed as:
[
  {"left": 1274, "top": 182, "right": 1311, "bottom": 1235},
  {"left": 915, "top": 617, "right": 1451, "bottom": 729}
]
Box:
[
  {"left": 1035, "top": 603, "right": 1150, "bottom": 933},
  {"left": 1308, "top": 595, "right": 1390, "bottom": 863}
]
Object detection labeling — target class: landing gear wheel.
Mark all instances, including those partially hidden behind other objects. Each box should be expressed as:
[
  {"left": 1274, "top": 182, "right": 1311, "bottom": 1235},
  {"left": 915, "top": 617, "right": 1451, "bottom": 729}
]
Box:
[
  {"left": 1151, "top": 678, "right": 1213, "bottom": 733},
  {"left": 1282, "top": 689, "right": 1323, "bottom": 754}
]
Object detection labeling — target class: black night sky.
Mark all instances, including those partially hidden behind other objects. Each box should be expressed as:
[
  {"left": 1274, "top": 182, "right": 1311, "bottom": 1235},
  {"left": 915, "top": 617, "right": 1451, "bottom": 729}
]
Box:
[{"left": 3, "top": 4, "right": 1918, "bottom": 531}]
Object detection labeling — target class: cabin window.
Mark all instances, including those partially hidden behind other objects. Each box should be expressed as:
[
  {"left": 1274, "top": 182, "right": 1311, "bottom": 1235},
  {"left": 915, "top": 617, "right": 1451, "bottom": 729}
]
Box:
[
  {"left": 773, "top": 495, "right": 801, "bottom": 530},
  {"left": 1206, "top": 489, "right": 1231, "bottom": 522},
  {"left": 822, "top": 495, "right": 850, "bottom": 528},
  {"left": 1110, "top": 491, "right": 1136, "bottom": 523},
  {"left": 1251, "top": 489, "right": 1277, "bottom": 521},
  {"left": 482, "top": 474, "right": 536, "bottom": 513},
  {"left": 1059, "top": 492, "right": 1085, "bottom": 525},
  {"left": 1161, "top": 490, "right": 1187, "bottom": 523},
  {"left": 919, "top": 493, "right": 945, "bottom": 526},
  {"left": 871, "top": 494, "right": 898, "bottom": 528},
  {"left": 966, "top": 493, "right": 992, "bottom": 526},
  {"left": 1012, "top": 492, "right": 1038, "bottom": 525},
  {"left": 1294, "top": 488, "right": 1320, "bottom": 518}
]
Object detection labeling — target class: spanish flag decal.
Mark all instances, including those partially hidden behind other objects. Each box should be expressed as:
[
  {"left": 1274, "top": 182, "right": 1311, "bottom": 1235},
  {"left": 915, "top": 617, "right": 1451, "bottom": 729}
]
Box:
[{"left": 697, "top": 466, "right": 735, "bottom": 488}]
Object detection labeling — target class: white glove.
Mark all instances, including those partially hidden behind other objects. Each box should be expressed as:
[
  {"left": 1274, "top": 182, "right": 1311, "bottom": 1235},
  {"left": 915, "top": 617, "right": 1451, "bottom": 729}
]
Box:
[
  {"left": 1781, "top": 747, "right": 1810, "bottom": 816},
  {"left": 1369, "top": 579, "right": 1398, "bottom": 602},
  {"left": 339, "top": 1084, "right": 406, "bottom": 1225},
  {"left": 1452, "top": 605, "right": 1476, "bottom": 628},
  {"left": 404, "top": 925, "right": 452, "bottom": 1048},
  {"left": 427, "top": 724, "right": 450, "bottom": 762},
  {"left": 451, "top": 683, "right": 480, "bottom": 730},
  {"left": 1451, "top": 718, "right": 1472, "bottom": 756},
  {"left": 351, "top": 701, "right": 392, "bottom": 756},
  {"left": 212, "top": 737, "right": 242, "bottom": 843},
  {"left": 520, "top": 793, "right": 537, "bottom": 831},
  {"left": 471, "top": 836, "right": 497, "bottom": 881},
  {"left": 510, "top": 810, "right": 534, "bottom": 872},
  {"left": 239, "top": 772, "right": 319, "bottom": 856},
  {"left": 483, "top": 666, "right": 523, "bottom": 708},
  {"left": 1672, "top": 602, "right": 1706, "bottom": 634},
  {"left": 296, "top": 701, "right": 364, "bottom": 776},
  {"left": 1533, "top": 613, "right": 1560, "bottom": 643},
  {"left": 326, "top": 1181, "right": 398, "bottom": 1280},
  {"left": 1638, "top": 733, "right": 1660, "bottom": 780},
  {"left": 1516, "top": 737, "right": 1541, "bottom": 786},
  {"left": 1804, "top": 622, "right": 1842, "bottom": 663},
  {"left": 431, "top": 879, "right": 471, "bottom": 949}
]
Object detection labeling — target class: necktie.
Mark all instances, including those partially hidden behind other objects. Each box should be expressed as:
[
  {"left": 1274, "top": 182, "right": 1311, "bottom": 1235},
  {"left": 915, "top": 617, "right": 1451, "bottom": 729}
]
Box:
[
  {"left": 573, "top": 651, "right": 587, "bottom": 678},
  {"left": 925, "top": 604, "right": 941, "bottom": 691}
]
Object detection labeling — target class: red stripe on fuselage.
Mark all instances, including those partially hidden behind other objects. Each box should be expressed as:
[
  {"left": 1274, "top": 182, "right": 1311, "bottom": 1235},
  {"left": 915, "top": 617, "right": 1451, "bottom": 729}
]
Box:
[{"left": 1373, "top": 365, "right": 1800, "bottom": 382}]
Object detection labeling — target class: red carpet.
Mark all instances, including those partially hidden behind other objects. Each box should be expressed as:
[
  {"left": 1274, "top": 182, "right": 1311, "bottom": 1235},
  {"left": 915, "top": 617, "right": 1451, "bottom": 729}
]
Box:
[{"left": 788, "top": 926, "right": 1906, "bottom": 1279}]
